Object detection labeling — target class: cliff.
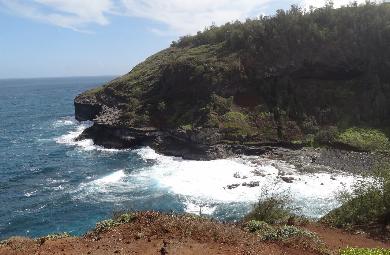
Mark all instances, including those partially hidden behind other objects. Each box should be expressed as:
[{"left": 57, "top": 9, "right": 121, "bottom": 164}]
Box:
[{"left": 75, "top": 3, "right": 390, "bottom": 159}]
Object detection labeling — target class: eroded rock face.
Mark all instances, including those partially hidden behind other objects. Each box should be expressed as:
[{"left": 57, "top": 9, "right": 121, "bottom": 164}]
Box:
[{"left": 74, "top": 95, "right": 102, "bottom": 121}]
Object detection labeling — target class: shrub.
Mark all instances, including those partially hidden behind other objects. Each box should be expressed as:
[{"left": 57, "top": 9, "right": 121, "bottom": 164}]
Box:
[
  {"left": 245, "top": 194, "right": 296, "bottom": 224},
  {"left": 93, "top": 213, "right": 136, "bottom": 235},
  {"left": 115, "top": 212, "right": 136, "bottom": 224},
  {"left": 340, "top": 248, "right": 390, "bottom": 255},
  {"left": 221, "top": 111, "right": 250, "bottom": 129},
  {"left": 245, "top": 220, "right": 274, "bottom": 233},
  {"left": 35, "top": 232, "right": 71, "bottom": 245},
  {"left": 244, "top": 221, "right": 329, "bottom": 254},
  {"left": 94, "top": 219, "right": 118, "bottom": 234},
  {"left": 337, "top": 128, "right": 390, "bottom": 152},
  {"left": 263, "top": 225, "right": 319, "bottom": 242},
  {"left": 210, "top": 94, "right": 233, "bottom": 115},
  {"left": 181, "top": 124, "right": 193, "bottom": 131},
  {"left": 322, "top": 167, "right": 390, "bottom": 231}
]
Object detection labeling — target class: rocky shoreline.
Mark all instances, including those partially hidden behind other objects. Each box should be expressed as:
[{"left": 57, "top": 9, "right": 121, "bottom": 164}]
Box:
[
  {"left": 75, "top": 97, "right": 387, "bottom": 174},
  {"left": 75, "top": 103, "right": 386, "bottom": 182}
]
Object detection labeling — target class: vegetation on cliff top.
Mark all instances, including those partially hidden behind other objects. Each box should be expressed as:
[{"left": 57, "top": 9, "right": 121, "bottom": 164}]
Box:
[{"left": 78, "top": 1, "right": 390, "bottom": 149}]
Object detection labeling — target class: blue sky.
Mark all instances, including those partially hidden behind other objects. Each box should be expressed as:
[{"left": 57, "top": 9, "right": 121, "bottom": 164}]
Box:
[{"left": 0, "top": 0, "right": 369, "bottom": 79}]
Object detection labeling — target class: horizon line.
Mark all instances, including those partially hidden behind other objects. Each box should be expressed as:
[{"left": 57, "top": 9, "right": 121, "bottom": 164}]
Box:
[{"left": 0, "top": 74, "right": 121, "bottom": 81}]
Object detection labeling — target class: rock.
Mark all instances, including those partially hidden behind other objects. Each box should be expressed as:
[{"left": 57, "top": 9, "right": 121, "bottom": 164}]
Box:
[
  {"left": 245, "top": 181, "right": 260, "bottom": 187},
  {"left": 226, "top": 184, "right": 240, "bottom": 189},
  {"left": 252, "top": 170, "right": 266, "bottom": 177},
  {"left": 74, "top": 95, "right": 102, "bottom": 121},
  {"left": 280, "top": 176, "right": 295, "bottom": 183},
  {"left": 160, "top": 247, "right": 168, "bottom": 255},
  {"left": 233, "top": 172, "right": 241, "bottom": 179}
]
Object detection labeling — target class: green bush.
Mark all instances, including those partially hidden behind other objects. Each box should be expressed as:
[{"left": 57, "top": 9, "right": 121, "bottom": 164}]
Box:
[
  {"left": 245, "top": 220, "right": 319, "bottom": 241},
  {"left": 322, "top": 167, "right": 390, "bottom": 229},
  {"left": 245, "top": 194, "right": 296, "bottom": 224},
  {"left": 337, "top": 128, "right": 390, "bottom": 151},
  {"left": 244, "top": 220, "right": 328, "bottom": 254},
  {"left": 263, "top": 225, "right": 319, "bottom": 242},
  {"left": 340, "top": 248, "right": 390, "bottom": 255},
  {"left": 93, "top": 213, "right": 136, "bottom": 235},
  {"left": 221, "top": 111, "right": 250, "bottom": 129},
  {"left": 245, "top": 220, "right": 274, "bottom": 233},
  {"left": 115, "top": 212, "right": 136, "bottom": 224}
]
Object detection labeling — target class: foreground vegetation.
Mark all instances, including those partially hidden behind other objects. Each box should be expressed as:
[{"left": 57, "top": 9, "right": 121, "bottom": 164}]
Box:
[
  {"left": 243, "top": 192, "right": 331, "bottom": 254},
  {"left": 340, "top": 248, "right": 390, "bottom": 255},
  {"left": 322, "top": 167, "right": 390, "bottom": 236}
]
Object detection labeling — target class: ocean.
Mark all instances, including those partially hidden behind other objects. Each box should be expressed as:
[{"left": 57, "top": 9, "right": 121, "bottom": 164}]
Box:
[{"left": 0, "top": 77, "right": 357, "bottom": 240}]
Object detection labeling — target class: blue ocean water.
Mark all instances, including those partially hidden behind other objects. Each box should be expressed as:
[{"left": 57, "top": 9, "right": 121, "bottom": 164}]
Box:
[
  {"left": 0, "top": 77, "right": 178, "bottom": 239},
  {"left": 0, "top": 77, "right": 245, "bottom": 240},
  {"left": 0, "top": 77, "right": 356, "bottom": 240}
]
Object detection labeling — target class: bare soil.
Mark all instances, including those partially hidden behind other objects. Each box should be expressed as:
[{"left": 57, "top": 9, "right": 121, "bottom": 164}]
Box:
[{"left": 1, "top": 212, "right": 389, "bottom": 255}]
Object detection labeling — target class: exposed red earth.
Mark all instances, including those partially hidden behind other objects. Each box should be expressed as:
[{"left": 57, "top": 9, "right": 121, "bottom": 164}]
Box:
[{"left": 1, "top": 212, "right": 389, "bottom": 255}]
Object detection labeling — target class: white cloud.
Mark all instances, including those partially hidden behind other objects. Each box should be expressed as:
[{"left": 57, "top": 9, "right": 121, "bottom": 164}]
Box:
[
  {"left": 301, "top": 0, "right": 377, "bottom": 8},
  {"left": 120, "top": 0, "right": 272, "bottom": 35},
  {"left": 0, "top": 0, "right": 384, "bottom": 34},
  {"left": 0, "top": 0, "right": 113, "bottom": 32}
]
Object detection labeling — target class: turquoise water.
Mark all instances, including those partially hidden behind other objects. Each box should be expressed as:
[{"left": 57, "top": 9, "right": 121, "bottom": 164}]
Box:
[{"left": 0, "top": 77, "right": 356, "bottom": 240}]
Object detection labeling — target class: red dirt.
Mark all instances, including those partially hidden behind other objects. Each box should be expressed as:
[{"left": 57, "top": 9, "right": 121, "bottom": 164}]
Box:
[
  {"left": 306, "top": 223, "right": 390, "bottom": 251},
  {"left": 0, "top": 212, "right": 389, "bottom": 255}
]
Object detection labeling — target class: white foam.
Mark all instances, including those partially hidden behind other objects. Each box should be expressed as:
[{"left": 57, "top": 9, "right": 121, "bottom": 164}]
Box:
[
  {"left": 52, "top": 118, "right": 77, "bottom": 128},
  {"left": 24, "top": 190, "right": 38, "bottom": 197},
  {"left": 133, "top": 147, "right": 358, "bottom": 218},
  {"left": 55, "top": 123, "right": 90, "bottom": 146},
  {"left": 73, "top": 170, "right": 130, "bottom": 202},
  {"left": 54, "top": 122, "right": 123, "bottom": 153},
  {"left": 67, "top": 145, "right": 360, "bottom": 218},
  {"left": 95, "top": 170, "right": 126, "bottom": 184},
  {"left": 184, "top": 200, "right": 217, "bottom": 215}
]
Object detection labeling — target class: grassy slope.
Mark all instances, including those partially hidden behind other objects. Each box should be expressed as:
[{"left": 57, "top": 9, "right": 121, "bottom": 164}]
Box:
[{"left": 77, "top": 2, "right": 390, "bottom": 150}]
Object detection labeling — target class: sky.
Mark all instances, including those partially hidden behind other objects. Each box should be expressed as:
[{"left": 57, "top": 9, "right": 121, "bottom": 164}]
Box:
[{"left": 0, "top": 0, "right": 372, "bottom": 79}]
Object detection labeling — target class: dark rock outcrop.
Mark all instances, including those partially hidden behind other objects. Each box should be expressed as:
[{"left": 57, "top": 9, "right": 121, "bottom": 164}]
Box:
[{"left": 74, "top": 94, "right": 102, "bottom": 121}]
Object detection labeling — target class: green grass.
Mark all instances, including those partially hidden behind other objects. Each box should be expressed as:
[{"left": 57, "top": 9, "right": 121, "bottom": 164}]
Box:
[
  {"left": 82, "top": 86, "right": 104, "bottom": 96},
  {"left": 340, "top": 248, "right": 390, "bottom": 255},
  {"left": 337, "top": 128, "right": 390, "bottom": 152}
]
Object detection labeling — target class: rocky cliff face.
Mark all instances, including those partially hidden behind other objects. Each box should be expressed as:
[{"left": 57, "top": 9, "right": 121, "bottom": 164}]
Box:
[{"left": 74, "top": 4, "right": 390, "bottom": 159}]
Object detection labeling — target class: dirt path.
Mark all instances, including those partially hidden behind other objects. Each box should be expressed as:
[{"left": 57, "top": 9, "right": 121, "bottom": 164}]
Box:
[
  {"left": 0, "top": 212, "right": 389, "bottom": 255},
  {"left": 306, "top": 224, "right": 390, "bottom": 251}
]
